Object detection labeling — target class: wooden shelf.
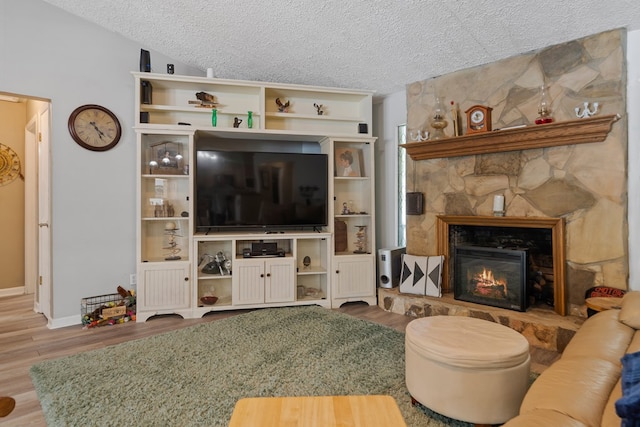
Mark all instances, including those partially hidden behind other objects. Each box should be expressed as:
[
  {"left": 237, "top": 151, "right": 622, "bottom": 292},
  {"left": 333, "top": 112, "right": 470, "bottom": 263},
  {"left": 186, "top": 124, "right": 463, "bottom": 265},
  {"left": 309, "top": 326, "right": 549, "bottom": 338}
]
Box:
[{"left": 401, "top": 114, "right": 620, "bottom": 160}]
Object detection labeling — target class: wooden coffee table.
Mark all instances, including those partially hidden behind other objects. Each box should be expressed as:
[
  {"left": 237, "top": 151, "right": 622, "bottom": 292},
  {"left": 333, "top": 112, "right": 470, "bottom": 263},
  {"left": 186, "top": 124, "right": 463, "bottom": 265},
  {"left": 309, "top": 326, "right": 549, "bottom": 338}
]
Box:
[
  {"left": 585, "top": 296, "right": 623, "bottom": 312},
  {"left": 228, "top": 395, "right": 407, "bottom": 427}
]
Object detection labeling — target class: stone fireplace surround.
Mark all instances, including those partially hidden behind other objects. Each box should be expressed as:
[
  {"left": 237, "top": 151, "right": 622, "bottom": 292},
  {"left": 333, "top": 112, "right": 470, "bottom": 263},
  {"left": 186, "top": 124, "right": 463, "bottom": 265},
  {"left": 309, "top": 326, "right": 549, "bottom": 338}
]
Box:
[{"left": 403, "top": 29, "right": 628, "bottom": 317}]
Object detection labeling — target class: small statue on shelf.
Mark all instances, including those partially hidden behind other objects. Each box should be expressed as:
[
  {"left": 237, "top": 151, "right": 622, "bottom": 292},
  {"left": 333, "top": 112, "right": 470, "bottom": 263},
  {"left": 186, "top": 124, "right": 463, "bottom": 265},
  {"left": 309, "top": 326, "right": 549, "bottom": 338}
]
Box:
[
  {"left": 233, "top": 117, "right": 243, "bottom": 128},
  {"left": 314, "top": 103, "right": 324, "bottom": 115},
  {"left": 190, "top": 91, "right": 218, "bottom": 108},
  {"left": 275, "top": 97, "right": 290, "bottom": 113},
  {"left": 163, "top": 222, "right": 182, "bottom": 260}
]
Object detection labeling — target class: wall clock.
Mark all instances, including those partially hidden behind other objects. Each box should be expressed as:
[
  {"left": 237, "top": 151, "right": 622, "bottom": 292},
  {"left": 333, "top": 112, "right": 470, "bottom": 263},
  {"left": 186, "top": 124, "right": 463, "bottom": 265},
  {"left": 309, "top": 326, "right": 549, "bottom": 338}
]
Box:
[
  {"left": 0, "top": 142, "right": 24, "bottom": 186},
  {"left": 68, "top": 104, "right": 122, "bottom": 151},
  {"left": 465, "top": 105, "right": 493, "bottom": 134}
]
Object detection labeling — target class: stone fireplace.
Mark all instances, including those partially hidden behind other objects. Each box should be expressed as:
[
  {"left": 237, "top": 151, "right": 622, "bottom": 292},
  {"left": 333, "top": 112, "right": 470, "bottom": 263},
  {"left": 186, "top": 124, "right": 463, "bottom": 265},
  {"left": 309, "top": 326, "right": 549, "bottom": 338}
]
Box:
[{"left": 403, "top": 29, "right": 628, "bottom": 316}]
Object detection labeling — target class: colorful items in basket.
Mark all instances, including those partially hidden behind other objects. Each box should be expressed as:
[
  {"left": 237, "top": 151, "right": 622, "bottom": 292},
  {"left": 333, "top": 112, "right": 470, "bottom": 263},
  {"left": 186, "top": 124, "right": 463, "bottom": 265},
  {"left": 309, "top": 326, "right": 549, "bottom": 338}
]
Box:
[{"left": 81, "top": 286, "right": 136, "bottom": 329}]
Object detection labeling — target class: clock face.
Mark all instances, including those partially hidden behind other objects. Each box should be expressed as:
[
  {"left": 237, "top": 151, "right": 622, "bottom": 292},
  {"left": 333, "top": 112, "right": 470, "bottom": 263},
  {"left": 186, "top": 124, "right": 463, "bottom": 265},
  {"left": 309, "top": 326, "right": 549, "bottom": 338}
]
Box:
[
  {"left": 470, "top": 110, "right": 485, "bottom": 124},
  {"left": 68, "top": 105, "right": 121, "bottom": 151}
]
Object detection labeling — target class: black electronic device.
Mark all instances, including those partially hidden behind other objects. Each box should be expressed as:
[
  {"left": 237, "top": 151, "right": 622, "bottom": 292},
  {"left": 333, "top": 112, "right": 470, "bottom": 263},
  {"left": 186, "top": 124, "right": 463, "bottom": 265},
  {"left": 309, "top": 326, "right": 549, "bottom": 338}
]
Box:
[
  {"left": 242, "top": 242, "right": 285, "bottom": 258},
  {"left": 139, "top": 49, "right": 151, "bottom": 72},
  {"left": 195, "top": 149, "right": 328, "bottom": 232}
]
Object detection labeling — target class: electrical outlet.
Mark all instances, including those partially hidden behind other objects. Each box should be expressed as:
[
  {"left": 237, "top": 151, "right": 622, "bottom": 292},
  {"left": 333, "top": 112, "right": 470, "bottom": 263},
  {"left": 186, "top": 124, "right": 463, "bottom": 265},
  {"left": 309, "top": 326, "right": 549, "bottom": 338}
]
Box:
[{"left": 130, "top": 274, "right": 137, "bottom": 285}]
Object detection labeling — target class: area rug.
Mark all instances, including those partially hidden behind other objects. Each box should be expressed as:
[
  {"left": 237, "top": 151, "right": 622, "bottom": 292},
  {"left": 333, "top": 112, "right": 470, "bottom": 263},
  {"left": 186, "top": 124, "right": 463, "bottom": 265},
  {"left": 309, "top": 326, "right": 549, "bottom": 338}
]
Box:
[{"left": 31, "top": 306, "right": 474, "bottom": 426}]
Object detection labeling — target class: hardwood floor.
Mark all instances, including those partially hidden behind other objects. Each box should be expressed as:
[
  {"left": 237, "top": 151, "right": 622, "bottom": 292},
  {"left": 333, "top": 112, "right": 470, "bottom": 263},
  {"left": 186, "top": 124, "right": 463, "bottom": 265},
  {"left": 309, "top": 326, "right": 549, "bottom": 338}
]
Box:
[{"left": 0, "top": 294, "right": 557, "bottom": 426}]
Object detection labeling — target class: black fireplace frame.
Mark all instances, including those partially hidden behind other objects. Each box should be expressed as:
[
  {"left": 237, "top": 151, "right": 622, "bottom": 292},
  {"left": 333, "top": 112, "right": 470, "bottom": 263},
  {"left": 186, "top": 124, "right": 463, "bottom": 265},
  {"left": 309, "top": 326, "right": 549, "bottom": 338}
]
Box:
[{"left": 454, "top": 245, "right": 528, "bottom": 312}]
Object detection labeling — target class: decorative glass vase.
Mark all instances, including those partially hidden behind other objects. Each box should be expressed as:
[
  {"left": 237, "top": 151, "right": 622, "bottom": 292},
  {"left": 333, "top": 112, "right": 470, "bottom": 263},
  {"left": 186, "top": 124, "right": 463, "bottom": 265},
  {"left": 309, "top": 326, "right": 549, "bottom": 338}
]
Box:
[
  {"left": 535, "top": 85, "right": 553, "bottom": 125},
  {"left": 430, "top": 97, "right": 449, "bottom": 139},
  {"left": 247, "top": 111, "right": 253, "bottom": 129}
]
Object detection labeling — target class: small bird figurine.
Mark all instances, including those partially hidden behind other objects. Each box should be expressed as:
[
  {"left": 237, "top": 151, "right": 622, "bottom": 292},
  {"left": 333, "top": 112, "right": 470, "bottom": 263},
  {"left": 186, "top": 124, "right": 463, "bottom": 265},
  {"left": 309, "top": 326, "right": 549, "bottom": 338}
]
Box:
[
  {"left": 233, "top": 117, "right": 243, "bottom": 128},
  {"left": 194, "top": 92, "right": 217, "bottom": 107},
  {"left": 275, "top": 97, "right": 290, "bottom": 113}
]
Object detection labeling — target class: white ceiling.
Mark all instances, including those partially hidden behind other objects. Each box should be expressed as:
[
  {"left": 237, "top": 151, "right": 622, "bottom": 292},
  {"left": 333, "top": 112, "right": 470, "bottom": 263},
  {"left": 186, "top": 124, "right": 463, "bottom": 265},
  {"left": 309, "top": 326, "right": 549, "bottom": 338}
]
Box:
[{"left": 42, "top": 0, "right": 640, "bottom": 97}]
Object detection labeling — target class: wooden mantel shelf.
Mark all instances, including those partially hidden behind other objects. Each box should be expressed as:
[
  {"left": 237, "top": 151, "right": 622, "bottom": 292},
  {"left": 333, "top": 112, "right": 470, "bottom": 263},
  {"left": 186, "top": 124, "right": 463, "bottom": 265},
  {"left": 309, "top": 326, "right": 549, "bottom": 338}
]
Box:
[{"left": 401, "top": 114, "right": 620, "bottom": 161}]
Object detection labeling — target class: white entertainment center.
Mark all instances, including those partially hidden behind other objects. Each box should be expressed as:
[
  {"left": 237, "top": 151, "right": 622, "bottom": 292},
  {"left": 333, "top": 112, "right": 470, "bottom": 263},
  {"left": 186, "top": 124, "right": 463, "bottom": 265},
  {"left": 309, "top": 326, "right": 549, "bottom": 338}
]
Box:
[{"left": 134, "top": 72, "right": 376, "bottom": 321}]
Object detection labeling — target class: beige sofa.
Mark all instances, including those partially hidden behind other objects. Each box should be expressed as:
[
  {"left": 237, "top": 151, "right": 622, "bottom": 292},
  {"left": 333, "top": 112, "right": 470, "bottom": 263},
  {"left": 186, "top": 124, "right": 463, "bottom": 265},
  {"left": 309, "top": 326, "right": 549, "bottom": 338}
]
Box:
[{"left": 503, "top": 291, "right": 640, "bottom": 427}]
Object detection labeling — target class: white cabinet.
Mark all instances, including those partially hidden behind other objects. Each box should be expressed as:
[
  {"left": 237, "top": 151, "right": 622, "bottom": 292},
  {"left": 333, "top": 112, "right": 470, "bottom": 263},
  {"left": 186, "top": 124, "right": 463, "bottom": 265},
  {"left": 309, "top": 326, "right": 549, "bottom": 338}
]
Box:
[
  {"left": 136, "top": 130, "right": 194, "bottom": 321},
  {"left": 135, "top": 73, "right": 373, "bottom": 321},
  {"left": 332, "top": 258, "right": 376, "bottom": 304},
  {"left": 322, "top": 137, "right": 377, "bottom": 308},
  {"left": 137, "top": 262, "right": 191, "bottom": 321},
  {"left": 233, "top": 258, "right": 295, "bottom": 305}
]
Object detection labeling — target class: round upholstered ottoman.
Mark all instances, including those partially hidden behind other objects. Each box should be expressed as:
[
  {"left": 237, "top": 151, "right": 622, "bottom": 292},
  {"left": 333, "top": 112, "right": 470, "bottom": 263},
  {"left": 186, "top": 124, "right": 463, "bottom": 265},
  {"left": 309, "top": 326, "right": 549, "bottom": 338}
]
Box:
[{"left": 405, "top": 316, "right": 530, "bottom": 425}]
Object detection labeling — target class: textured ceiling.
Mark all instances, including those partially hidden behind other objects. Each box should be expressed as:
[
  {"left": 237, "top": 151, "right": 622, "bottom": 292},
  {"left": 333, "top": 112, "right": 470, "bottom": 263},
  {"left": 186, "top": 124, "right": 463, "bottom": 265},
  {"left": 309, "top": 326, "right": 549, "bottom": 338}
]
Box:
[{"left": 42, "top": 0, "right": 640, "bottom": 97}]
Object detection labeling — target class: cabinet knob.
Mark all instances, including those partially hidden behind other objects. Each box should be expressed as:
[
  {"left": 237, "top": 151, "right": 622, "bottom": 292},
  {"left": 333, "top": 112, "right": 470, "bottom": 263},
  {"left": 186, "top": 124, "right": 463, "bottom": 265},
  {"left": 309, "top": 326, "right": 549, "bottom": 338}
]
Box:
[
  {"left": 267, "top": 273, "right": 271, "bottom": 277},
  {"left": 260, "top": 274, "right": 264, "bottom": 278},
  {"left": 184, "top": 277, "right": 189, "bottom": 281},
  {"left": 336, "top": 270, "right": 340, "bottom": 274}
]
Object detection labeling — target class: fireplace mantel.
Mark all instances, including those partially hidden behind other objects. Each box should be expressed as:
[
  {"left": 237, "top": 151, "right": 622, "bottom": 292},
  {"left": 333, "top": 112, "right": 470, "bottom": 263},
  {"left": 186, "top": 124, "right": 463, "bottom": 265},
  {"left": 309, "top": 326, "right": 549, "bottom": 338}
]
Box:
[
  {"left": 436, "top": 215, "right": 566, "bottom": 316},
  {"left": 401, "top": 114, "right": 619, "bottom": 161}
]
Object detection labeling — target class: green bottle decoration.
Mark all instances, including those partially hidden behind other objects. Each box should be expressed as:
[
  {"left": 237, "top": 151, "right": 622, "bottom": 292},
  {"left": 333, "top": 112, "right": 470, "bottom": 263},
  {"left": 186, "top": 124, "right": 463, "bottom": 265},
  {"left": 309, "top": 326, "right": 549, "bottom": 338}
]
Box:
[
  {"left": 211, "top": 109, "right": 217, "bottom": 127},
  {"left": 247, "top": 111, "right": 253, "bottom": 129}
]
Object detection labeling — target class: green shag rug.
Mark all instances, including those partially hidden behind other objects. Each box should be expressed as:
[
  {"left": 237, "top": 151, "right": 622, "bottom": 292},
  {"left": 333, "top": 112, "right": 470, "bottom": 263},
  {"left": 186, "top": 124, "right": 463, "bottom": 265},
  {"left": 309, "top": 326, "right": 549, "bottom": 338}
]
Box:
[{"left": 31, "top": 306, "right": 474, "bottom": 426}]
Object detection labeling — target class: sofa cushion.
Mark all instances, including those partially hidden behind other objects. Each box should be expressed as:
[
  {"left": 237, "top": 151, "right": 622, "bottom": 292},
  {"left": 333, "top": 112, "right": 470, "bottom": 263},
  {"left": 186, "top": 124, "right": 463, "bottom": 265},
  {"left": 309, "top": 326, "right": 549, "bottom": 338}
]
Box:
[
  {"left": 620, "top": 292, "right": 640, "bottom": 329},
  {"left": 502, "top": 409, "right": 589, "bottom": 427},
  {"left": 562, "top": 309, "right": 634, "bottom": 364},
  {"left": 520, "top": 357, "right": 621, "bottom": 427}
]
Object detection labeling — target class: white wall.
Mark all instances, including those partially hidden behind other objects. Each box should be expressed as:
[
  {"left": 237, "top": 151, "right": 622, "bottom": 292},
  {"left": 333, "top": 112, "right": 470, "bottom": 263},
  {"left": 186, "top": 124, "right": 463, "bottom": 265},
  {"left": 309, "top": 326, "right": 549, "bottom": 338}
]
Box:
[
  {"left": 628, "top": 29, "right": 640, "bottom": 291},
  {"left": 0, "top": 1, "right": 202, "bottom": 325}
]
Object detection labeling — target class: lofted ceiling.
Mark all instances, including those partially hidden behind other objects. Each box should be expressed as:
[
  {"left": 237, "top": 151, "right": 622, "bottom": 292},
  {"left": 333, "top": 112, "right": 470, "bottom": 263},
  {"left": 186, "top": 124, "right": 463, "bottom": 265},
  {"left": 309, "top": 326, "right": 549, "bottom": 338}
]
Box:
[{"left": 42, "top": 0, "right": 640, "bottom": 97}]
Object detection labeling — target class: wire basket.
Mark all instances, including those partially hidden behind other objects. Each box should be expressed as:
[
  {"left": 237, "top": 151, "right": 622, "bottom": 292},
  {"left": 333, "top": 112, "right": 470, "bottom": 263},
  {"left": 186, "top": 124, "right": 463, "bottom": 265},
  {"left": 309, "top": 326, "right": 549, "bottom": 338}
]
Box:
[{"left": 81, "top": 293, "right": 134, "bottom": 326}]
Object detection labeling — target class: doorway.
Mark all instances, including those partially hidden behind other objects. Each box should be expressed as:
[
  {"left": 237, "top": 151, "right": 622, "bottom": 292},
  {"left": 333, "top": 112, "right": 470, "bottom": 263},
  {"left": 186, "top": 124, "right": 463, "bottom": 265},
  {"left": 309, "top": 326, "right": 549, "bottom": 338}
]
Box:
[{"left": 0, "top": 93, "right": 52, "bottom": 320}]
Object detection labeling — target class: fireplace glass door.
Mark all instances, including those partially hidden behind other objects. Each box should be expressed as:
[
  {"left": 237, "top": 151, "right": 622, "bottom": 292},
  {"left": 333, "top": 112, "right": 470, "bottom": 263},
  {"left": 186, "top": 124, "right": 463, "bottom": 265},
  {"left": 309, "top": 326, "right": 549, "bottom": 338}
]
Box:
[{"left": 454, "top": 246, "right": 528, "bottom": 311}]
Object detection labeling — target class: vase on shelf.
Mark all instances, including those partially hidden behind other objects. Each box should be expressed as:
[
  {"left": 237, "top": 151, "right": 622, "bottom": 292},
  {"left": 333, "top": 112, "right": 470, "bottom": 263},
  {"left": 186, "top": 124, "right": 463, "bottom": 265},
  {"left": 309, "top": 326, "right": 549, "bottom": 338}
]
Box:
[
  {"left": 535, "top": 85, "right": 553, "bottom": 125},
  {"left": 430, "top": 97, "right": 449, "bottom": 139}
]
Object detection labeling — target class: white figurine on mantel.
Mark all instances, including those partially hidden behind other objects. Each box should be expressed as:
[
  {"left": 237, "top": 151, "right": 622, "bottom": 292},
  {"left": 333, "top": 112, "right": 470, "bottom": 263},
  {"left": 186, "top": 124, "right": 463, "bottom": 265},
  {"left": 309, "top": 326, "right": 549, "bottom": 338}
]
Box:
[
  {"left": 410, "top": 130, "right": 429, "bottom": 142},
  {"left": 575, "top": 102, "right": 599, "bottom": 118}
]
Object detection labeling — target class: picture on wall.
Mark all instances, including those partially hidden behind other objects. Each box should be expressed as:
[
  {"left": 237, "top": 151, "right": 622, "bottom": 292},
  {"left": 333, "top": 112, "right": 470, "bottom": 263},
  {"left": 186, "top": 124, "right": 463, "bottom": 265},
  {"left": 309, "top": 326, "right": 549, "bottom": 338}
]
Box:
[{"left": 335, "top": 147, "right": 363, "bottom": 177}]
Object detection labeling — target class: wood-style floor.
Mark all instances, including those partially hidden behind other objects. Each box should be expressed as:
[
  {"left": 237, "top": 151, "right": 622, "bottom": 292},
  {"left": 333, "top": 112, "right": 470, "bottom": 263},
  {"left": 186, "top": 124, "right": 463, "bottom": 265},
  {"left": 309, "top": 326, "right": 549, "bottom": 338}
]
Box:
[{"left": 0, "top": 294, "right": 558, "bottom": 426}]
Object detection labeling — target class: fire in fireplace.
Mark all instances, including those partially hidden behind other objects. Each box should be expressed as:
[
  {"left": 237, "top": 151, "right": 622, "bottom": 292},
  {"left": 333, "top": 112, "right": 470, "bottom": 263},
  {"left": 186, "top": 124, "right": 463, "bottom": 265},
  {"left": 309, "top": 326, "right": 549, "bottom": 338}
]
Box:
[{"left": 454, "top": 246, "right": 528, "bottom": 311}]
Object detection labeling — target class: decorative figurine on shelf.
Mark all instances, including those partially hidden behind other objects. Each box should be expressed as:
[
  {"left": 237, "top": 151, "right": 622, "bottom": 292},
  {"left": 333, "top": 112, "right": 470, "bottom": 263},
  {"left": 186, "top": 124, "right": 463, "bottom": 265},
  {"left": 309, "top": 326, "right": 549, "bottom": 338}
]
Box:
[
  {"left": 163, "top": 222, "right": 182, "bottom": 260},
  {"left": 191, "top": 91, "right": 217, "bottom": 108},
  {"left": 314, "top": 103, "right": 324, "bottom": 115},
  {"left": 303, "top": 256, "right": 311, "bottom": 269},
  {"left": 410, "top": 130, "right": 429, "bottom": 141},
  {"left": 353, "top": 225, "right": 368, "bottom": 254},
  {"left": 342, "top": 202, "right": 349, "bottom": 215},
  {"left": 275, "top": 97, "right": 290, "bottom": 112},
  {"left": 575, "top": 101, "right": 599, "bottom": 119},
  {"left": 535, "top": 85, "right": 554, "bottom": 124},
  {"left": 233, "top": 117, "right": 243, "bottom": 128},
  {"left": 247, "top": 111, "right": 253, "bottom": 128},
  {"left": 430, "top": 97, "right": 449, "bottom": 139}
]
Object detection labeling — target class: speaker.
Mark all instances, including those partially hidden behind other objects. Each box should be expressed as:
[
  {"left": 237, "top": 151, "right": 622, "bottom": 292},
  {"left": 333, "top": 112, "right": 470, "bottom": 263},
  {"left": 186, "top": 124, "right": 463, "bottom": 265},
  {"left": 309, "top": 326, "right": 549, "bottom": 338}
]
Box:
[
  {"left": 378, "top": 247, "right": 406, "bottom": 288},
  {"left": 406, "top": 192, "right": 424, "bottom": 215},
  {"left": 140, "top": 49, "right": 151, "bottom": 72}
]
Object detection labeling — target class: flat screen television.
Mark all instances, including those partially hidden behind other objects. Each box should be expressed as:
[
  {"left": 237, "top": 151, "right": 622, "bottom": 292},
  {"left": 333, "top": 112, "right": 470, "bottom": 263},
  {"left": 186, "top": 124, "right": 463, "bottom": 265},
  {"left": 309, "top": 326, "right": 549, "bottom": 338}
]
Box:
[{"left": 195, "top": 150, "right": 328, "bottom": 231}]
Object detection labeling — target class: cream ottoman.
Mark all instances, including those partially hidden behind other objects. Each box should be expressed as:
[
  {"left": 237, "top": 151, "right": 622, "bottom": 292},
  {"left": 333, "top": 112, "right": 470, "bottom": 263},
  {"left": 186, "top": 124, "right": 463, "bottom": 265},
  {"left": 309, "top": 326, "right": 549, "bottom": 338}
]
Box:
[{"left": 405, "top": 316, "right": 530, "bottom": 425}]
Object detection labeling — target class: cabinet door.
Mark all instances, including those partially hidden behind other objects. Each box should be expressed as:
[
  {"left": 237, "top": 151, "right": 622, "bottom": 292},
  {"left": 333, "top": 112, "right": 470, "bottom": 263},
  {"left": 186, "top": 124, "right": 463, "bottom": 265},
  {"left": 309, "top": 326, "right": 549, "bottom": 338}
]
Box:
[
  {"left": 233, "top": 259, "right": 266, "bottom": 305},
  {"left": 138, "top": 262, "right": 191, "bottom": 311},
  {"left": 264, "top": 258, "right": 295, "bottom": 303},
  {"left": 333, "top": 257, "right": 375, "bottom": 299}
]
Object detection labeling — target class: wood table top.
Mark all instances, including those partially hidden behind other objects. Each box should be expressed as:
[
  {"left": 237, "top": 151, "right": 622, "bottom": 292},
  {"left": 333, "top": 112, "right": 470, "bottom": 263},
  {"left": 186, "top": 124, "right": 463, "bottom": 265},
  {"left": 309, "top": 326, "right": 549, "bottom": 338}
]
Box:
[
  {"left": 228, "top": 395, "right": 407, "bottom": 427},
  {"left": 585, "top": 296, "right": 623, "bottom": 311}
]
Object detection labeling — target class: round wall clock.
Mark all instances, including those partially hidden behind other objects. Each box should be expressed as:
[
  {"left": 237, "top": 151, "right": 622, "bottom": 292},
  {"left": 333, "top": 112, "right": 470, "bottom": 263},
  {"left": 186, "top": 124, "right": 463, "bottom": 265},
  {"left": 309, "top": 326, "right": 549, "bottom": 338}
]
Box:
[
  {"left": 0, "top": 142, "right": 24, "bottom": 186},
  {"left": 465, "top": 105, "right": 493, "bottom": 134},
  {"left": 68, "top": 104, "right": 122, "bottom": 151}
]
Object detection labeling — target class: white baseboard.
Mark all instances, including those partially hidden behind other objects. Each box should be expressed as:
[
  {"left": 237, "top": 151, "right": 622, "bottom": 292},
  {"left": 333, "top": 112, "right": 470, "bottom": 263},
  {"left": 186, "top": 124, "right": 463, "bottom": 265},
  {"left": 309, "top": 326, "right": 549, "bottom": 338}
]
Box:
[
  {"left": 0, "top": 286, "right": 26, "bottom": 297},
  {"left": 48, "top": 315, "right": 82, "bottom": 329}
]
